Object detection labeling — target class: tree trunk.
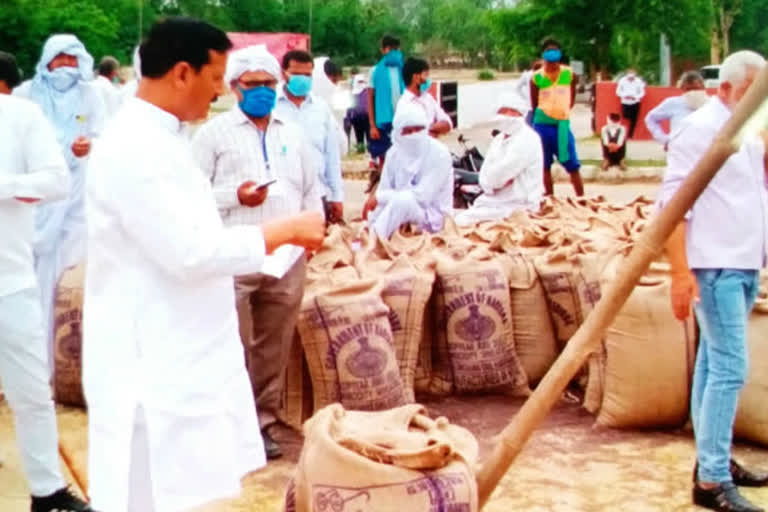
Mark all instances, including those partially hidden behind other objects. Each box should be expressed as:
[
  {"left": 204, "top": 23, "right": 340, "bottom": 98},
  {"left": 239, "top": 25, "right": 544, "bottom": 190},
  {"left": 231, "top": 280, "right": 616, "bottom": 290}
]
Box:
[{"left": 710, "top": 28, "right": 721, "bottom": 64}]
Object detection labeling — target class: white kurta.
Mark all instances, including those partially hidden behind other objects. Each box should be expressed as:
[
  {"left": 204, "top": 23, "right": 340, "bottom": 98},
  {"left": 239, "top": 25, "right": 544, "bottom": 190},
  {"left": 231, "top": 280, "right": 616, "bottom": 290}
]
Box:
[
  {"left": 455, "top": 125, "right": 544, "bottom": 227},
  {"left": 84, "top": 98, "right": 268, "bottom": 512}
]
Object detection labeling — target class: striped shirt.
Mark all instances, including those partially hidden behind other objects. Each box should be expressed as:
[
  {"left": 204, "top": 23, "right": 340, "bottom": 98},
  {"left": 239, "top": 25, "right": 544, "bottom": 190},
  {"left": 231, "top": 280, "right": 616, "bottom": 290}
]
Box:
[{"left": 192, "top": 106, "right": 324, "bottom": 228}]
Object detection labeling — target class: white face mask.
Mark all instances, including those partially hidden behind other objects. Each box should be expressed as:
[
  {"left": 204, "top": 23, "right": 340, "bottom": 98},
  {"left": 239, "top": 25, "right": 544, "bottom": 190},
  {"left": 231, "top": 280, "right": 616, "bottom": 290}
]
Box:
[
  {"left": 48, "top": 67, "right": 80, "bottom": 92},
  {"left": 683, "top": 90, "right": 709, "bottom": 110},
  {"left": 494, "top": 114, "right": 525, "bottom": 134},
  {"left": 397, "top": 128, "right": 428, "bottom": 157}
]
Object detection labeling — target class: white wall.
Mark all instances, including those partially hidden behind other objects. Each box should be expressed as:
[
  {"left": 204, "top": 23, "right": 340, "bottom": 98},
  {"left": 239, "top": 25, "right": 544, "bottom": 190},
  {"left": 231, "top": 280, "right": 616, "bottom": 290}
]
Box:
[{"left": 456, "top": 79, "right": 517, "bottom": 129}]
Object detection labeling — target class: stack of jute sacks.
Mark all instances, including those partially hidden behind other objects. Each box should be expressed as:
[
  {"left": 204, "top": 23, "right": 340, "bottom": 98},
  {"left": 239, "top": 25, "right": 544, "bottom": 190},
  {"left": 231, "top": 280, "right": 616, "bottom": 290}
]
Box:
[{"left": 52, "top": 195, "right": 768, "bottom": 448}]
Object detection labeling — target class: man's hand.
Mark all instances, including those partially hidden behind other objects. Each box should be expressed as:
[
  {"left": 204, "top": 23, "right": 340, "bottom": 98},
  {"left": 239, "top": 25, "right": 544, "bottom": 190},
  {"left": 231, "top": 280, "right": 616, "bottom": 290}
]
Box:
[
  {"left": 370, "top": 125, "right": 381, "bottom": 141},
  {"left": 607, "top": 143, "right": 618, "bottom": 152},
  {"left": 71, "top": 136, "right": 91, "bottom": 158},
  {"left": 362, "top": 194, "right": 378, "bottom": 220},
  {"left": 15, "top": 197, "right": 40, "bottom": 203},
  {"left": 429, "top": 121, "right": 451, "bottom": 138},
  {"left": 625, "top": 96, "right": 635, "bottom": 102},
  {"left": 328, "top": 201, "right": 344, "bottom": 223},
  {"left": 670, "top": 271, "right": 699, "bottom": 321},
  {"left": 237, "top": 181, "right": 268, "bottom": 208},
  {"left": 288, "top": 211, "right": 325, "bottom": 251}
]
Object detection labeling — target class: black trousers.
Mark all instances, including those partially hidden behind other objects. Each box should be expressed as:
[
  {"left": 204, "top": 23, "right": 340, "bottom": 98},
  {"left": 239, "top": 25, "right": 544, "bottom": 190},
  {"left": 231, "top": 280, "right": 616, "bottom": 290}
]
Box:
[
  {"left": 602, "top": 143, "right": 626, "bottom": 165},
  {"left": 621, "top": 103, "right": 641, "bottom": 138}
]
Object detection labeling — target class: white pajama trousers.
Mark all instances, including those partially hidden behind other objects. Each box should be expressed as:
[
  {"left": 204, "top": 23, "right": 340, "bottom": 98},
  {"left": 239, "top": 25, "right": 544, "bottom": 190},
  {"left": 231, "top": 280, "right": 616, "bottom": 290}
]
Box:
[
  {"left": 0, "top": 288, "right": 65, "bottom": 496},
  {"left": 371, "top": 194, "right": 428, "bottom": 239}
]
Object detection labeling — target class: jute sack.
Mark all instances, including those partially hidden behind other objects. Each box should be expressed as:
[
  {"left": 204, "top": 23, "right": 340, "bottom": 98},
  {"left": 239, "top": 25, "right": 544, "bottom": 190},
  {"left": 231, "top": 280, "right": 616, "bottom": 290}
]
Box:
[
  {"left": 285, "top": 403, "right": 479, "bottom": 512},
  {"left": 734, "top": 293, "right": 768, "bottom": 446},
  {"left": 53, "top": 265, "right": 86, "bottom": 408},
  {"left": 277, "top": 331, "right": 315, "bottom": 432},
  {"left": 595, "top": 263, "right": 696, "bottom": 428},
  {"left": 297, "top": 278, "right": 409, "bottom": 412},
  {"left": 356, "top": 254, "right": 436, "bottom": 403},
  {"left": 533, "top": 243, "right": 603, "bottom": 350},
  {"left": 486, "top": 232, "right": 558, "bottom": 385},
  {"left": 434, "top": 246, "right": 530, "bottom": 395}
]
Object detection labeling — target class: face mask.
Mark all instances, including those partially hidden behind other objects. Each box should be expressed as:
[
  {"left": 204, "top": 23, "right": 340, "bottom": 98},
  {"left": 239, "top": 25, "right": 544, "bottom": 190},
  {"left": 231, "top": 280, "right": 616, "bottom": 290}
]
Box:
[
  {"left": 683, "top": 90, "right": 709, "bottom": 110},
  {"left": 397, "top": 128, "right": 428, "bottom": 156},
  {"left": 494, "top": 114, "right": 525, "bottom": 134},
  {"left": 48, "top": 67, "right": 80, "bottom": 92},
  {"left": 286, "top": 74, "right": 312, "bottom": 97},
  {"left": 384, "top": 49, "right": 404, "bottom": 67},
  {"left": 238, "top": 86, "right": 277, "bottom": 118},
  {"left": 542, "top": 49, "right": 562, "bottom": 63},
  {"left": 419, "top": 78, "right": 432, "bottom": 94}
]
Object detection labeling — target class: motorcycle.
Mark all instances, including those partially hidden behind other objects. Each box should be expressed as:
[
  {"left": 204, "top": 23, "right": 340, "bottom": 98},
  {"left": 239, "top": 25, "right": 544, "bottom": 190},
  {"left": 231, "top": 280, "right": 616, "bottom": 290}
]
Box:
[{"left": 452, "top": 134, "right": 490, "bottom": 209}]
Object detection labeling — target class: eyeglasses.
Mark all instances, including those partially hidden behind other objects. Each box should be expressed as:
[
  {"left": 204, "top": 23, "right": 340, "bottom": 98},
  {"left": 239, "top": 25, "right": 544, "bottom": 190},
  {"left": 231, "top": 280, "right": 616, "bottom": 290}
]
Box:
[{"left": 238, "top": 79, "right": 277, "bottom": 89}]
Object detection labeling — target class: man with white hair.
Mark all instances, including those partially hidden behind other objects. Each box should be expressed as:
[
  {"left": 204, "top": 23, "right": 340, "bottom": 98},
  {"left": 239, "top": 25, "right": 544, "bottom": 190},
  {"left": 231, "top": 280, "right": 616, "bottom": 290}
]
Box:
[
  {"left": 455, "top": 93, "right": 543, "bottom": 226},
  {"left": 660, "top": 50, "right": 768, "bottom": 512},
  {"left": 13, "top": 34, "right": 105, "bottom": 370},
  {"left": 193, "top": 44, "right": 324, "bottom": 460},
  {"left": 367, "top": 102, "right": 453, "bottom": 238}
]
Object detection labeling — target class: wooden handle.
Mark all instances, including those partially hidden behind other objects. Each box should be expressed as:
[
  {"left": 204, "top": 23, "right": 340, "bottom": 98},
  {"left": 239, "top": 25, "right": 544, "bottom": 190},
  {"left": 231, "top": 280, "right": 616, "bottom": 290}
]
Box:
[{"left": 476, "top": 69, "right": 768, "bottom": 508}]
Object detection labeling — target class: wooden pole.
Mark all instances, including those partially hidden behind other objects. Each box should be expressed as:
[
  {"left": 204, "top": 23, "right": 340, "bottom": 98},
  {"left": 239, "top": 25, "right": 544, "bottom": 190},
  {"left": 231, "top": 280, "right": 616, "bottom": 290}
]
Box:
[
  {"left": 476, "top": 67, "right": 768, "bottom": 508},
  {"left": 59, "top": 440, "right": 89, "bottom": 500}
]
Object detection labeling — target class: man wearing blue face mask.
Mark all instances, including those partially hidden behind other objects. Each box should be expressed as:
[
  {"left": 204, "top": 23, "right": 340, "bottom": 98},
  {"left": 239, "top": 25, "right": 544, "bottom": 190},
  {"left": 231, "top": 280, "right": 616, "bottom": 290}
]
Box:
[
  {"left": 274, "top": 50, "right": 344, "bottom": 223},
  {"left": 367, "top": 35, "right": 405, "bottom": 165},
  {"left": 193, "top": 45, "right": 324, "bottom": 461},
  {"left": 397, "top": 57, "right": 452, "bottom": 138},
  {"left": 13, "top": 34, "right": 105, "bottom": 373}
]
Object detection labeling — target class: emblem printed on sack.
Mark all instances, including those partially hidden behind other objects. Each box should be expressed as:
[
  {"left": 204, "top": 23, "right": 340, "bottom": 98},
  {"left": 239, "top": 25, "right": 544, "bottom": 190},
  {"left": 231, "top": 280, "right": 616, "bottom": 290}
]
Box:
[
  {"left": 454, "top": 304, "right": 495, "bottom": 342},
  {"left": 345, "top": 337, "right": 388, "bottom": 378},
  {"left": 326, "top": 322, "right": 393, "bottom": 371},
  {"left": 312, "top": 473, "right": 472, "bottom": 512}
]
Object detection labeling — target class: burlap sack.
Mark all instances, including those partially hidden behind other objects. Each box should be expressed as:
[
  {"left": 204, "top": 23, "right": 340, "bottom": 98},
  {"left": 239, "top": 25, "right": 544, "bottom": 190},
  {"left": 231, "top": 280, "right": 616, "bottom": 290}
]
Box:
[
  {"left": 734, "top": 293, "right": 768, "bottom": 446},
  {"left": 285, "top": 403, "right": 479, "bottom": 512},
  {"left": 278, "top": 331, "right": 315, "bottom": 431},
  {"left": 433, "top": 246, "right": 530, "bottom": 395},
  {"left": 533, "top": 243, "right": 603, "bottom": 351},
  {"left": 53, "top": 265, "right": 86, "bottom": 408},
  {"left": 595, "top": 264, "right": 696, "bottom": 428},
  {"left": 297, "top": 278, "right": 408, "bottom": 412},
  {"left": 356, "top": 254, "right": 436, "bottom": 403}
]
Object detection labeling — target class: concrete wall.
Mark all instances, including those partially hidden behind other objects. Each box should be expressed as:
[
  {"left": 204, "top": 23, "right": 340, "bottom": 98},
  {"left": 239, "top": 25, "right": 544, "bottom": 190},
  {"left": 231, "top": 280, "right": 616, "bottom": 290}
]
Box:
[{"left": 456, "top": 79, "right": 517, "bottom": 129}]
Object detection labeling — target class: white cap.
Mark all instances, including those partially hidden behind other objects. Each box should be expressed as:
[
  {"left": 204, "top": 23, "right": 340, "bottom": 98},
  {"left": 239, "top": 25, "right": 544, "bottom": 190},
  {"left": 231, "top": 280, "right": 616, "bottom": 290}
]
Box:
[{"left": 225, "top": 45, "right": 281, "bottom": 84}]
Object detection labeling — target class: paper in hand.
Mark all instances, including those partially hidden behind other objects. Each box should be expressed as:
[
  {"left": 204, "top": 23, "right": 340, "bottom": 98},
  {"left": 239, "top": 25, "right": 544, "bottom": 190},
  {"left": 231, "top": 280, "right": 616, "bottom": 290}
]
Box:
[{"left": 260, "top": 244, "right": 304, "bottom": 279}]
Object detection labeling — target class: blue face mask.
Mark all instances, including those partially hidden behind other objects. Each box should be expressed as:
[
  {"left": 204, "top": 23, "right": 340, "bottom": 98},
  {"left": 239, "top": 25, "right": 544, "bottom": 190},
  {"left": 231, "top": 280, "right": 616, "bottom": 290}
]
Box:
[
  {"left": 384, "top": 49, "right": 403, "bottom": 67},
  {"left": 286, "top": 74, "right": 312, "bottom": 97},
  {"left": 238, "top": 86, "right": 276, "bottom": 118},
  {"left": 419, "top": 78, "right": 432, "bottom": 94},
  {"left": 542, "top": 49, "right": 562, "bottom": 63}
]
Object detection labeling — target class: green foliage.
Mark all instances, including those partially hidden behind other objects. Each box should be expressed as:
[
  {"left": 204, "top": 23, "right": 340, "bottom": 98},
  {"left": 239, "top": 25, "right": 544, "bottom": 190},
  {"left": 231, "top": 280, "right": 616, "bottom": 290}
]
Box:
[
  {"left": 0, "top": 0, "right": 764, "bottom": 84},
  {"left": 477, "top": 69, "right": 495, "bottom": 80}
]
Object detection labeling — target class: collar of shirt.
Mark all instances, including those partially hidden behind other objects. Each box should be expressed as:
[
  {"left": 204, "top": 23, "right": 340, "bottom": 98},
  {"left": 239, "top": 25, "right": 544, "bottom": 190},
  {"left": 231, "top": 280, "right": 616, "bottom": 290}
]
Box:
[
  {"left": 127, "top": 97, "right": 183, "bottom": 134},
  {"left": 229, "top": 104, "right": 286, "bottom": 130},
  {"left": 276, "top": 86, "right": 316, "bottom": 109}
]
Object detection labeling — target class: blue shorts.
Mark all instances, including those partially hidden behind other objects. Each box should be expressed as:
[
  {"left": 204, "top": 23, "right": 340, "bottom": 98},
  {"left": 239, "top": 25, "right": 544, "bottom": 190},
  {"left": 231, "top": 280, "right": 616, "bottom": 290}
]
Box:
[
  {"left": 533, "top": 123, "right": 581, "bottom": 173},
  {"left": 369, "top": 123, "right": 393, "bottom": 159}
]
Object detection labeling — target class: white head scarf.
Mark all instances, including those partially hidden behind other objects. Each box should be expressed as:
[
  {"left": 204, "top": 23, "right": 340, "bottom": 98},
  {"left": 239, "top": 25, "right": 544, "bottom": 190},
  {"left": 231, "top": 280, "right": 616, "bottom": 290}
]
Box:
[
  {"left": 312, "top": 56, "right": 335, "bottom": 103},
  {"left": 494, "top": 92, "right": 529, "bottom": 135},
  {"left": 225, "top": 44, "right": 281, "bottom": 85},
  {"left": 352, "top": 73, "right": 368, "bottom": 95},
  {"left": 132, "top": 45, "right": 142, "bottom": 80},
  {"left": 393, "top": 102, "right": 430, "bottom": 161},
  {"left": 27, "top": 34, "right": 93, "bottom": 164}
]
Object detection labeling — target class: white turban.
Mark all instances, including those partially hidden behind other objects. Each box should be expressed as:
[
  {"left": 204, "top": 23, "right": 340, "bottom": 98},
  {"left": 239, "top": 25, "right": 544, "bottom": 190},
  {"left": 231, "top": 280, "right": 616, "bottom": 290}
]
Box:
[
  {"left": 312, "top": 56, "right": 335, "bottom": 104},
  {"left": 393, "top": 101, "right": 429, "bottom": 132},
  {"left": 393, "top": 102, "right": 430, "bottom": 159},
  {"left": 35, "top": 34, "right": 93, "bottom": 82},
  {"left": 225, "top": 44, "right": 281, "bottom": 84},
  {"left": 496, "top": 92, "right": 530, "bottom": 117}
]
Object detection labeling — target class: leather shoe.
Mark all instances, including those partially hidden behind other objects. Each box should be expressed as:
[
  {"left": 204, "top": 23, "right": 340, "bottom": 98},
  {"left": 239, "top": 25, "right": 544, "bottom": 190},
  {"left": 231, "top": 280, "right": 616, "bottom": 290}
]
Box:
[
  {"left": 693, "top": 481, "right": 764, "bottom": 512},
  {"left": 262, "top": 428, "right": 283, "bottom": 460},
  {"left": 694, "top": 460, "right": 768, "bottom": 488}
]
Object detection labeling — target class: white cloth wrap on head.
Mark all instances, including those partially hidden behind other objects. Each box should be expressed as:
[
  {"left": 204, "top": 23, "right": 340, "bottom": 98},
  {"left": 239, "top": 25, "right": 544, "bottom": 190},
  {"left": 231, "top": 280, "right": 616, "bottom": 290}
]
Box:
[
  {"left": 132, "top": 45, "right": 142, "bottom": 80},
  {"left": 225, "top": 44, "right": 281, "bottom": 85},
  {"left": 35, "top": 34, "right": 94, "bottom": 82},
  {"left": 312, "top": 56, "right": 335, "bottom": 104},
  {"left": 393, "top": 102, "right": 430, "bottom": 159},
  {"left": 496, "top": 92, "right": 530, "bottom": 117}
]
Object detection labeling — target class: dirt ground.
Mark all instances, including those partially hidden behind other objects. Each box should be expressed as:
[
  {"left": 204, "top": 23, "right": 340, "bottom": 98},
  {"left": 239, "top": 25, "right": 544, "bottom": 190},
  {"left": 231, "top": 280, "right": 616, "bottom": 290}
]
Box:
[{"left": 2, "top": 182, "right": 768, "bottom": 511}]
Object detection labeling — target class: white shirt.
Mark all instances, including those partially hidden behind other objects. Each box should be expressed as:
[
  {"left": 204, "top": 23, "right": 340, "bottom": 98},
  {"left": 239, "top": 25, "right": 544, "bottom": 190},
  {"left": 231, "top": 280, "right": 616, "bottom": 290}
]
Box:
[
  {"left": 92, "top": 75, "right": 123, "bottom": 117},
  {"left": 657, "top": 97, "right": 768, "bottom": 270},
  {"left": 514, "top": 69, "right": 535, "bottom": 111},
  {"left": 644, "top": 95, "right": 698, "bottom": 145},
  {"left": 455, "top": 123, "right": 543, "bottom": 227},
  {"left": 396, "top": 89, "right": 453, "bottom": 129},
  {"left": 0, "top": 95, "right": 69, "bottom": 297},
  {"left": 193, "top": 106, "right": 324, "bottom": 227},
  {"left": 273, "top": 89, "right": 344, "bottom": 202},
  {"left": 84, "top": 98, "right": 267, "bottom": 512},
  {"left": 616, "top": 76, "right": 646, "bottom": 105},
  {"left": 601, "top": 122, "right": 627, "bottom": 147}
]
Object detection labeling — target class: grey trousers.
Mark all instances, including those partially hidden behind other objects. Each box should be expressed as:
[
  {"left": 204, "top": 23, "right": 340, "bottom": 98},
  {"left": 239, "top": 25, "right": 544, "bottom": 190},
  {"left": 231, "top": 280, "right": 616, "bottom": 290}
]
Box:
[{"left": 234, "top": 255, "right": 306, "bottom": 429}]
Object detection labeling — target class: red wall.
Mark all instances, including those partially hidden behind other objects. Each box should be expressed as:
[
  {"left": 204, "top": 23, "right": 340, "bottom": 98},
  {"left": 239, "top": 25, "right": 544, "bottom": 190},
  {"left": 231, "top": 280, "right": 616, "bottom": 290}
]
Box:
[
  {"left": 227, "top": 32, "right": 311, "bottom": 62},
  {"left": 594, "top": 82, "right": 715, "bottom": 141}
]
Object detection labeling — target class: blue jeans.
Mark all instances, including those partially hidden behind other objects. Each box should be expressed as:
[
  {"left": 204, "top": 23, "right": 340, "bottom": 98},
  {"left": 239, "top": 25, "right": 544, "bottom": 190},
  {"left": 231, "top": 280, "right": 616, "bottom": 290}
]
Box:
[{"left": 692, "top": 269, "right": 759, "bottom": 483}]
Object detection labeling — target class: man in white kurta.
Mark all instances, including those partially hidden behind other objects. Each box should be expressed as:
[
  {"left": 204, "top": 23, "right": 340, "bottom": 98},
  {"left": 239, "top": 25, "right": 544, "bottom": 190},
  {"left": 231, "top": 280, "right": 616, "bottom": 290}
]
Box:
[
  {"left": 368, "top": 103, "right": 453, "bottom": 238},
  {"left": 13, "top": 34, "right": 105, "bottom": 371},
  {"left": 455, "top": 93, "right": 544, "bottom": 227},
  {"left": 1, "top": 77, "right": 95, "bottom": 512},
  {"left": 83, "top": 18, "right": 324, "bottom": 512}
]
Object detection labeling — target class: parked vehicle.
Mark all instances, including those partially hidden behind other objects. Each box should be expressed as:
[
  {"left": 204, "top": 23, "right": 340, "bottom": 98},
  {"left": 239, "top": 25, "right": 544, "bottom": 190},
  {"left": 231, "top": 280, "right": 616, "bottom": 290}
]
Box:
[
  {"left": 700, "top": 64, "right": 721, "bottom": 89},
  {"left": 452, "top": 134, "right": 485, "bottom": 209}
]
